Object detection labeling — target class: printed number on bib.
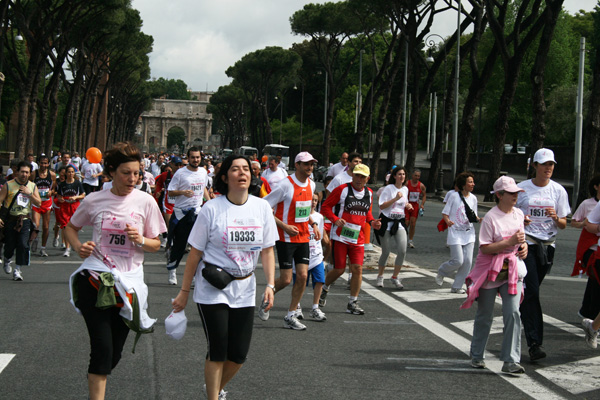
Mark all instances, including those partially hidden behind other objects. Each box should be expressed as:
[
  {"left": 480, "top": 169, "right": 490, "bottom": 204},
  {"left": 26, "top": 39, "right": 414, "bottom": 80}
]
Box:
[
  {"left": 528, "top": 198, "right": 553, "bottom": 223},
  {"left": 295, "top": 200, "right": 311, "bottom": 223},
  {"left": 390, "top": 202, "right": 404, "bottom": 219},
  {"left": 101, "top": 218, "right": 134, "bottom": 257},
  {"left": 409, "top": 192, "right": 420, "bottom": 202},
  {"left": 227, "top": 217, "right": 263, "bottom": 251},
  {"left": 340, "top": 222, "right": 361, "bottom": 244},
  {"left": 38, "top": 188, "right": 50, "bottom": 201},
  {"left": 16, "top": 193, "right": 29, "bottom": 208}
]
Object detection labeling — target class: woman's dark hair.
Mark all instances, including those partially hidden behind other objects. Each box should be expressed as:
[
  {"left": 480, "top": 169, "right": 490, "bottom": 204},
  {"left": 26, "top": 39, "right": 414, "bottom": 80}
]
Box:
[
  {"left": 455, "top": 171, "right": 475, "bottom": 191},
  {"left": 214, "top": 155, "right": 252, "bottom": 196},
  {"left": 387, "top": 166, "right": 407, "bottom": 186},
  {"left": 104, "top": 142, "right": 142, "bottom": 177},
  {"left": 589, "top": 175, "right": 600, "bottom": 198},
  {"left": 65, "top": 164, "right": 80, "bottom": 181},
  {"left": 323, "top": 175, "right": 333, "bottom": 187}
]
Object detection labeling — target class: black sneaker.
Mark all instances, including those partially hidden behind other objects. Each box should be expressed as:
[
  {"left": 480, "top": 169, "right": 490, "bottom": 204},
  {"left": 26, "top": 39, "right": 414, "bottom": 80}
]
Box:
[
  {"left": 529, "top": 344, "right": 546, "bottom": 361},
  {"left": 346, "top": 300, "right": 365, "bottom": 315},
  {"left": 319, "top": 288, "right": 328, "bottom": 307}
]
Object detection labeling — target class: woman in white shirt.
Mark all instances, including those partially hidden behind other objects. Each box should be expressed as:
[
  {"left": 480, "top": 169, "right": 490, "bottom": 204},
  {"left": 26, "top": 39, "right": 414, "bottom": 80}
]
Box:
[
  {"left": 516, "top": 148, "right": 569, "bottom": 361},
  {"left": 172, "top": 155, "right": 277, "bottom": 400},
  {"left": 435, "top": 172, "right": 479, "bottom": 293},
  {"left": 375, "top": 166, "right": 412, "bottom": 289}
]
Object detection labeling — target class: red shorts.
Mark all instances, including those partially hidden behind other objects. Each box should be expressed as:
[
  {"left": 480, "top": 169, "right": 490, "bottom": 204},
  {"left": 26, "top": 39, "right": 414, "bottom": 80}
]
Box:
[
  {"left": 33, "top": 199, "right": 53, "bottom": 214},
  {"left": 332, "top": 240, "right": 365, "bottom": 269},
  {"left": 164, "top": 200, "right": 174, "bottom": 215},
  {"left": 405, "top": 202, "right": 420, "bottom": 219},
  {"left": 56, "top": 201, "right": 80, "bottom": 228}
]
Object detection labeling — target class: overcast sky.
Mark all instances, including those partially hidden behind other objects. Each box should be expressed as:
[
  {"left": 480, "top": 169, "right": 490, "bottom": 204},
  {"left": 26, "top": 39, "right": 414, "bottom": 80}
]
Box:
[{"left": 131, "top": 0, "right": 599, "bottom": 92}]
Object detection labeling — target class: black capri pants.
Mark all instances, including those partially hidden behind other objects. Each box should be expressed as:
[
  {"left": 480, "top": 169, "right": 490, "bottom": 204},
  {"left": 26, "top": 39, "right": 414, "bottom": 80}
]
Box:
[
  {"left": 76, "top": 273, "right": 130, "bottom": 375},
  {"left": 197, "top": 303, "right": 254, "bottom": 364}
]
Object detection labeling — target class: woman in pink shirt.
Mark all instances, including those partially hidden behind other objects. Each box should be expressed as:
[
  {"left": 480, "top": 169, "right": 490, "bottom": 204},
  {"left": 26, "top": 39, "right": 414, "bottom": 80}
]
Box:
[
  {"left": 461, "top": 176, "right": 528, "bottom": 374},
  {"left": 64, "top": 143, "right": 167, "bottom": 400}
]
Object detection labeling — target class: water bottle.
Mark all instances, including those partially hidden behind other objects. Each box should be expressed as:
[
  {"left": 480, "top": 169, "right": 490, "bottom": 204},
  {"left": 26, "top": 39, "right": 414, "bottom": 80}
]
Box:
[{"left": 419, "top": 208, "right": 424, "bottom": 217}]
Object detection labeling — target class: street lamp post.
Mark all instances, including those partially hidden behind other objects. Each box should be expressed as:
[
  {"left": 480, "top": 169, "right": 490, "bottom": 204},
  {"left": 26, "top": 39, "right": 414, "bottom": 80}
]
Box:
[
  {"left": 452, "top": 0, "right": 461, "bottom": 180},
  {"left": 425, "top": 34, "right": 447, "bottom": 195}
]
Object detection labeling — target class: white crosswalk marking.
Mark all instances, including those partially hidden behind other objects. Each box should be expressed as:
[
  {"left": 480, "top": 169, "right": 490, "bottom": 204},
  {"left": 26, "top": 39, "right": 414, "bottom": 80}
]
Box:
[
  {"left": 0, "top": 354, "right": 15, "bottom": 374},
  {"left": 537, "top": 356, "right": 600, "bottom": 394}
]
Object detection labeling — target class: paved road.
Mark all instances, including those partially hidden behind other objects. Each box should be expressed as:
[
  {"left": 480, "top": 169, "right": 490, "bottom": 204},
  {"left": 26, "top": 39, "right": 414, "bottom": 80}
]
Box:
[{"left": 0, "top": 195, "right": 596, "bottom": 399}]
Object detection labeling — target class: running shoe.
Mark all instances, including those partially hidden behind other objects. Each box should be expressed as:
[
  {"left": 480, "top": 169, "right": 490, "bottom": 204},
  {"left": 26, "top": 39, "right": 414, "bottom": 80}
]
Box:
[
  {"left": 283, "top": 315, "right": 307, "bottom": 330},
  {"left": 168, "top": 269, "right": 177, "bottom": 285},
  {"left": 53, "top": 236, "right": 60, "bottom": 248},
  {"left": 346, "top": 300, "right": 365, "bottom": 315},
  {"left": 319, "top": 287, "right": 328, "bottom": 307},
  {"left": 295, "top": 304, "right": 304, "bottom": 320},
  {"left": 310, "top": 308, "right": 327, "bottom": 321},
  {"left": 408, "top": 241, "right": 415, "bottom": 249},
  {"left": 391, "top": 278, "right": 404, "bottom": 289},
  {"left": 161, "top": 238, "right": 167, "bottom": 248},
  {"left": 435, "top": 273, "right": 444, "bottom": 286},
  {"left": 3, "top": 257, "right": 12, "bottom": 274},
  {"left": 63, "top": 248, "right": 70, "bottom": 257},
  {"left": 13, "top": 268, "right": 23, "bottom": 281},
  {"left": 39, "top": 248, "right": 49, "bottom": 257},
  {"left": 376, "top": 275, "right": 384, "bottom": 287},
  {"left": 528, "top": 344, "right": 546, "bottom": 361},
  {"left": 258, "top": 294, "right": 270, "bottom": 321},
  {"left": 450, "top": 288, "right": 466, "bottom": 294},
  {"left": 501, "top": 362, "right": 525, "bottom": 374},
  {"left": 203, "top": 384, "right": 227, "bottom": 399},
  {"left": 471, "top": 359, "right": 486, "bottom": 369},
  {"left": 582, "top": 318, "right": 599, "bottom": 349}
]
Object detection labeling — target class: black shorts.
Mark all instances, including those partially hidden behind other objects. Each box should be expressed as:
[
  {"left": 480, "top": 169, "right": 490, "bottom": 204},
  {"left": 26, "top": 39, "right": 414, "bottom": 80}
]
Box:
[
  {"left": 198, "top": 303, "right": 254, "bottom": 364},
  {"left": 275, "top": 241, "right": 310, "bottom": 270}
]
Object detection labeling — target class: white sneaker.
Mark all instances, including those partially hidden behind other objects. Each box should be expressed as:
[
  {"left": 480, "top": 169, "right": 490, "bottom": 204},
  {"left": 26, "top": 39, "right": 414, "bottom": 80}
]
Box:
[
  {"left": 283, "top": 315, "right": 307, "bottom": 330},
  {"left": 450, "top": 288, "right": 466, "bottom": 294},
  {"left": 435, "top": 273, "right": 444, "bottom": 286},
  {"left": 53, "top": 236, "right": 60, "bottom": 247},
  {"left": 161, "top": 238, "right": 167, "bottom": 248},
  {"left": 391, "top": 278, "right": 404, "bottom": 289},
  {"left": 310, "top": 307, "right": 327, "bottom": 321},
  {"left": 13, "top": 268, "right": 23, "bottom": 281},
  {"left": 168, "top": 269, "right": 177, "bottom": 285},
  {"left": 583, "top": 318, "right": 599, "bottom": 349},
  {"left": 258, "top": 294, "right": 270, "bottom": 321},
  {"left": 3, "top": 257, "right": 12, "bottom": 274},
  {"left": 203, "top": 384, "right": 227, "bottom": 399},
  {"left": 295, "top": 304, "right": 304, "bottom": 320},
  {"left": 364, "top": 243, "right": 374, "bottom": 252},
  {"left": 39, "top": 248, "right": 49, "bottom": 257},
  {"left": 63, "top": 248, "right": 70, "bottom": 257},
  {"left": 376, "top": 275, "right": 384, "bottom": 287},
  {"left": 408, "top": 241, "right": 415, "bottom": 248}
]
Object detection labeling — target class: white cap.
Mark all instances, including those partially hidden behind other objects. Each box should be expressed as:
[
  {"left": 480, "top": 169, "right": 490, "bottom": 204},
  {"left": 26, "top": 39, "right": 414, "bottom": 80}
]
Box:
[
  {"left": 295, "top": 151, "right": 318, "bottom": 163},
  {"left": 533, "top": 148, "right": 556, "bottom": 164}
]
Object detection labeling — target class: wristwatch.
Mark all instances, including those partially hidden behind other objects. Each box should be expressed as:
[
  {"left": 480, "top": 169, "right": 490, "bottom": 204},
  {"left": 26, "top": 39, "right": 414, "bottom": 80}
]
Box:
[
  {"left": 136, "top": 237, "right": 145, "bottom": 248},
  {"left": 266, "top": 284, "right": 275, "bottom": 291}
]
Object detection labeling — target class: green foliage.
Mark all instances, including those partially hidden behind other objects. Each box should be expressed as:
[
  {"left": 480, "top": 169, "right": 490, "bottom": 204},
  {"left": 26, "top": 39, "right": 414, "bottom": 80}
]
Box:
[
  {"left": 167, "top": 126, "right": 185, "bottom": 150},
  {"left": 148, "top": 78, "right": 191, "bottom": 100}
]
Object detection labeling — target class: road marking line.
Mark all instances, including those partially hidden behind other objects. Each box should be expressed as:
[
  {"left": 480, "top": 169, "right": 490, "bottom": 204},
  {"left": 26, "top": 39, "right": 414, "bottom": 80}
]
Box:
[
  {"left": 361, "top": 281, "right": 567, "bottom": 400},
  {"left": 0, "top": 354, "right": 15, "bottom": 374},
  {"left": 536, "top": 356, "right": 600, "bottom": 394}
]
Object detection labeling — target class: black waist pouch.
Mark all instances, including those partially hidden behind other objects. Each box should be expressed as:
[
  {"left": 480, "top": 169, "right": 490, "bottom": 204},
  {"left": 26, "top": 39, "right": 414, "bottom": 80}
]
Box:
[{"left": 202, "top": 262, "right": 234, "bottom": 290}]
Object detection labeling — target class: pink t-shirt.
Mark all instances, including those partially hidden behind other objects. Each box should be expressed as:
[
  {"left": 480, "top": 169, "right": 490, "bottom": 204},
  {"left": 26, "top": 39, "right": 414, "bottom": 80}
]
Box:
[
  {"left": 478, "top": 206, "right": 525, "bottom": 289},
  {"left": 70, "top": 188, "right": 167, "bottom": 272}
]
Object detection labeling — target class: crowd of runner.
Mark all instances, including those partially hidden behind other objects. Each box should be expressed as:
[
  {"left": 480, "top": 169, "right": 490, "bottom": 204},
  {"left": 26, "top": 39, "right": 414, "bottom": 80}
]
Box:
[{"left": 1, "top": 145, "right": 600, "bottom": 399}]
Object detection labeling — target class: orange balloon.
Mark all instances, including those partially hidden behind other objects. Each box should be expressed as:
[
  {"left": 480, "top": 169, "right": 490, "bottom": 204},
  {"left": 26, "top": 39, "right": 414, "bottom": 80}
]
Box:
[
  {"left": 261, "top": 155, "right": 268, "bottom": 163},
  {"left": 86, "top": 147, "right": 102, "bottom": 164}
]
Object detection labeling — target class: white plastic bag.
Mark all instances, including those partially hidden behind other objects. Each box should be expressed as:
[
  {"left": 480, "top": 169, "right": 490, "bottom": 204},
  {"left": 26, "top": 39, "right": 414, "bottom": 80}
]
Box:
[{"left": 165, "top": 303, "right": 187, "bottom": 340}]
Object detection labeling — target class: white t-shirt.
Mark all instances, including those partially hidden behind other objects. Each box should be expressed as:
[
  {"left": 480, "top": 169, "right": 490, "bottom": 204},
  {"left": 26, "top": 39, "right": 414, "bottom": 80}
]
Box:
[
  {"left": 308, "top": 211, "right": 324, "bottom": 268},
  {"left": 168, "top": 166, "right": 209, "bottom": 210},
  {"left": 69, "top": 188, "right": 167, "bottom": 272},
  {"left": 30, "top": 161, "right": 39, "bottom": 171},
  {"left": 327, "top": 162, "right": 346, "bottom": 178},
  {"left": 82, "top": 163, "right": 103, "bottom": 186},
  {"left": 188, "top": 195, "right": 278, "bottom": 308},
  {"left": 516, "top": 179, "right": 570, "bottom": 241},
  {"left": 442, "top": 191, "right": 477, "bottom": 245},
  {"left": 261, "top": 167, "right": 288, "bottom": 189},
  {"left": 327, "top": 171, "right": 353, "bottom": 192},
  {"left": 150, "top": 162, "right": 162, "bottom": 178},
  {"left": 102, "top": 181, "right": 113, "bottom": 191},
  {"left": 572, "top": 198, "right": 598, "bottom": 222},
  {"left": 379, "top": 184, "right": 409, "bottom": 230},
  {"left": 584, "top": 201, "right": 600, "bottom": 249},
  {"left": 278, "top": 161, "right": 287, "bottom": 171},
  {"left": 443, "top": 189, "right": 456, "bottom": 203},
  {"left": 71, "top": 157, "right": 82, "bottom": 170}
]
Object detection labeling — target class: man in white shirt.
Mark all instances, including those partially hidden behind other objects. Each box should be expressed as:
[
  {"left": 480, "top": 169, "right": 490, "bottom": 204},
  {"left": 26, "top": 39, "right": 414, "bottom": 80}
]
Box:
[
  {"left": 262, "top": 157, "right": 288, "bottom": 189},
  {"left": 326, "top": 152, "right": 349, "bottom": 178},
  {"left": 150, "top": 154, "right": 165, "bottom": 177},
  {"left": 27, "top": 154, "right": 39, "bottom": 171},
  {"left": 166, "top": 147, "right": 210, "bottom": 285},
  {"left": 326, "top": 152, "right": 362, "bottom": 195},
  {"left": 276, "top": 155, "right": 287, "bottom": 171}
]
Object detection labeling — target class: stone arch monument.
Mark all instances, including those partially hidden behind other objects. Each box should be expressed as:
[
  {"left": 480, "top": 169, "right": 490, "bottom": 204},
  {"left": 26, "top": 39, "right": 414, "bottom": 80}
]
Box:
[{"left": 139, "top": 97, "right": 213, "bottom": 152}]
